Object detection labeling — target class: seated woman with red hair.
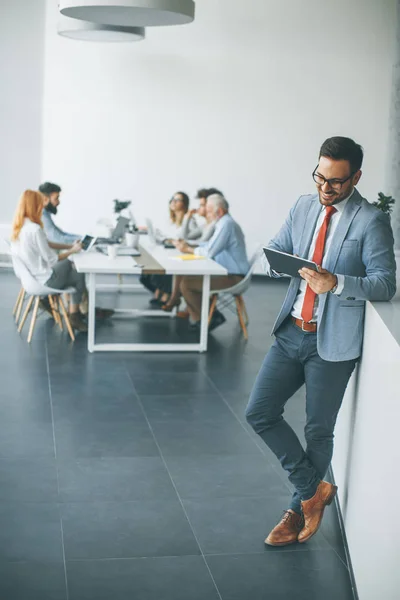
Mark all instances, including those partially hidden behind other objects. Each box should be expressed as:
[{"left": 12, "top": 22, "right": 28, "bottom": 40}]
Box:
[{"left": 11, "top": 189, "right": 90, "bottom": 331}]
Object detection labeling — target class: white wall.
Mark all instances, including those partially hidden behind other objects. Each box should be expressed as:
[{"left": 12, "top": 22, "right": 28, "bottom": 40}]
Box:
[
  {"left": 332, "top": 301, "right": 400, "bottom": 600},
  {"left": 41, "top": 0, "right": 397, "bottom": 260},
  {"left": 0, "top": 0, "right": 45, "bottom": 225}
]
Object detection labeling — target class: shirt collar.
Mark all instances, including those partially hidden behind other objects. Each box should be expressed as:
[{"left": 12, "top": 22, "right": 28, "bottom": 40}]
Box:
[{"left": 217, "top": 213, "right": 230, "bottom": 225}]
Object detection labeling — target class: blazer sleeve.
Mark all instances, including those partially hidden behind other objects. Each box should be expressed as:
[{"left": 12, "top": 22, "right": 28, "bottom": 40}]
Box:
[{"left": 339, "top": 211, "right": 397, "bottom": 302}]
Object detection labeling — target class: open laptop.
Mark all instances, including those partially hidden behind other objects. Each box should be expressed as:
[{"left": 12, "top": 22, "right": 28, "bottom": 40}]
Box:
[
  {"left": 146, "top": 218, "right": 175, "bottom": 249},
  {"left": 95, "top": 216, "right": 130, "bottom": 245}
]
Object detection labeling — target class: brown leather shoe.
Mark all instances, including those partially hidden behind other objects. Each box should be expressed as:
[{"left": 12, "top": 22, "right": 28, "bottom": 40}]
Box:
[
  {"left": 265, "top": 510, "right": 304, "bottom": 546},
  {"left": 298, "top": 480, "right": 337, "bottom": 544},
  {"left": 69, "top": 313, "right": 88, "bottom": 332}
]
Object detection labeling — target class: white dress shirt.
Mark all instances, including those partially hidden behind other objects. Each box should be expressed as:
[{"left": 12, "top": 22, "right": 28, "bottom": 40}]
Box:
[
  {"left": 291, "top": 190, "right": 354, "bottom": 321},
  {"left": 157, "top": 216, "right": 199, "bottom": 241},
  {"left": 11, "top": 219, "right": 58, "bottom": 285}
]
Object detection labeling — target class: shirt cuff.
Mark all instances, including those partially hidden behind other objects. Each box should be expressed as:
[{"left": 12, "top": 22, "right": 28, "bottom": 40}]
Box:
[{"left": 332, "top": 274, "right": 345, "bottom": 295}]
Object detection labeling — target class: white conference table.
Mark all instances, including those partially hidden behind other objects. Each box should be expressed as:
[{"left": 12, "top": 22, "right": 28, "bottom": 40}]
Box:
[{"left": 73, "top": 237, "right": 227, "bottom": 353}]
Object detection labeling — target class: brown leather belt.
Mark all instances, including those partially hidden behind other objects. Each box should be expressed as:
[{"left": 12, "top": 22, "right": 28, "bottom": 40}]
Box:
[{"left": 292, "top": 317, "right": 317, "bottom": 332}]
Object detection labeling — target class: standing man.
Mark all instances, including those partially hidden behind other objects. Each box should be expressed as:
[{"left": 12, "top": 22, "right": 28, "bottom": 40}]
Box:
[
  {"left": 246, "top": 137, "right": 396, "bottom": 546},
  {"left": 39, "top": 182, "right": 81, "bottom": 244}
]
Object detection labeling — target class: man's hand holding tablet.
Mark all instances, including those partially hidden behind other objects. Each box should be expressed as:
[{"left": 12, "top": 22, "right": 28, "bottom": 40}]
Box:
[
  {"left": 263, "top": 248, "right": 319, "bottom": 277},
  {"left": 263, "top": 248, "right": 337, "bottom": 294}
]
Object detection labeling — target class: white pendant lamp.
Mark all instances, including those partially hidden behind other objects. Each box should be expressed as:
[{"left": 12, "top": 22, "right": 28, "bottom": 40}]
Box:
[
  {"left": 58, "top": 15, "right": 145, "bottom": 41},
  {"left": 59, "top": 1, "right": 195, "bottom": 27}
]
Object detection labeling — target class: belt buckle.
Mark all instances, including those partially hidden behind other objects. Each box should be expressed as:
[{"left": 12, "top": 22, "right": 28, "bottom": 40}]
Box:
[{"left": 301, "top": 320, "right": 307, "bottom": 331}]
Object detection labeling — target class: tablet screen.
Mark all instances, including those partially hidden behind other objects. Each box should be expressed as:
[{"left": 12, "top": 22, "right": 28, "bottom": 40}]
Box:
[
  {"left": 263, "top": 248, "right": 318, "bottom": 278},
  {"left": 81, "top": 235, "right": 94, "bottom": 251}
]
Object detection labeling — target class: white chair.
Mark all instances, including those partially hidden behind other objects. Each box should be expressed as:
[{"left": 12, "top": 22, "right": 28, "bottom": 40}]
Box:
[
  {"left": 208, "top": 247, "right": 261, "bottom": 340},
  {"left": 10, "top": 253, "right": 76, "bottom": 343},
  {"left": 2, "top": 239, "right": 26, "bottom": 324}
]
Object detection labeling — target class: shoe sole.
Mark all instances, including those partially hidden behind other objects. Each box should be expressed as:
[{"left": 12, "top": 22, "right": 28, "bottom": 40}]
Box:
[
  {"left": 264, "top": 538, "right": 298, "bottom": 547},
  {"left": 298, "top": 485, "right": 338, "bottom": 544}
]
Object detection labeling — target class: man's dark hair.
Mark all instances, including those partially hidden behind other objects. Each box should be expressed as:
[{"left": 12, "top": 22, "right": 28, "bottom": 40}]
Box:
[
  {"left": 38, "top": 182, "right": 62, "bottom": 197},
  {"left": 196, "top": 187, "right": 224, "bottom": 199},
  {"left": 319, "top": 137, "right": 363, "bottom": 173}
]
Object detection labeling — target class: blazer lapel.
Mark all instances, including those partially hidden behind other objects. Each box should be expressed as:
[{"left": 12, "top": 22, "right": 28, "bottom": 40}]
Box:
[
  {"left": 324, "top": 190, "right": 362, "bottom": 273},
  {"left": 299, "top": 195, "right": 322, "bottom": 258}
]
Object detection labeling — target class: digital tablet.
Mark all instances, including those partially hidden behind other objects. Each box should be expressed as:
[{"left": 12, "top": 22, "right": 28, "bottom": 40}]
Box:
[
  {"left": 263, "top": 248, "right": 319, "bottom": 277},
  {"left": 80, "top": 235, "right": 97, "bottom": 251}
]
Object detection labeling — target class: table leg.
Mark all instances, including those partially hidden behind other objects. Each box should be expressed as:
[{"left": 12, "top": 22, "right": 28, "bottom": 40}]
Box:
[
  {"left": 88, "top": 272, "right": 96, "bottom": 352},
  {"left": 199, "top": 274, "right": 210, "bottom": 352}
]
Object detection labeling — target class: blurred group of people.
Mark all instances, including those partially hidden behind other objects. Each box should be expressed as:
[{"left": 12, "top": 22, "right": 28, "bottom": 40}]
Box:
[
  {"left": 141, "top": 187, "right": 249, "bottom": 331},
  {"left": 10, "top": 184, "right": 112, "bottom": 332},
  {"left": 10, "top": 182, "right": 250, "bottom": 334}
]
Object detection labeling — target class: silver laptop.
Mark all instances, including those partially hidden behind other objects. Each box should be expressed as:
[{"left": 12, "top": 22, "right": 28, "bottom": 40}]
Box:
[
  {"left": 145, "top": 218, "right": 175, "bottom": 249},
  {"left": 96, "top": 216, "right": 130, "bottom": 245}
]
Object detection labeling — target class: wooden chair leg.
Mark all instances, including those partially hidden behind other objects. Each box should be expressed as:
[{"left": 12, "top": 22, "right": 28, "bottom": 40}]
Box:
[
  {"left": 58, "top": 297, "right": 75, "bottom": 342},
  {"left": 48, "top": 295, "right": 62, "bottom": 329},
  {"left": 18, "top": 295, "right": 34, "bottom": 333},
  {"left": 55, "top": 296, "right": 63, "bottom": 330},
  {"left": 238, "top": 295, "right": 249, "bottom": 325},
  {"left": 27, "top": 297, "right": 40, "bottom": 343},
  {"left": 13, "top": 288, "right": 24, "bottom": 316},
  {"left": 235, "top": 296, "right": 248, "bottom": 340},
  {"left": 208, "top": 294, "right": 218, "bottom": 325},
  {"left": 15, "top": 289, "right": 25, "bottom": 323}
]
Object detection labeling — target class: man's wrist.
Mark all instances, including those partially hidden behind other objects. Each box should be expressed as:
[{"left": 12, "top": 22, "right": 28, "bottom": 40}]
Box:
[{"left": 330, "top": 275, "right": 338, "bottom": 293}]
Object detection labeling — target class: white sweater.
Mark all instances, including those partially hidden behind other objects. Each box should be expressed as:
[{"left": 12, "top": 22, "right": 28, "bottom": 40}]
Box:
[{"left": 12, "top": 219, "right": 58, "bottom": 284}]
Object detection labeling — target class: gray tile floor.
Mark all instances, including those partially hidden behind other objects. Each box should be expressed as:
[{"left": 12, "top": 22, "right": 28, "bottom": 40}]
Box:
[{"left": 0, "top": 271, "right": 355, "bottom": 599}]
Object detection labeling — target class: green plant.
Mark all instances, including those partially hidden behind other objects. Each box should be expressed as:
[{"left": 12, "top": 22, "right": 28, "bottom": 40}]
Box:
[
  {"left": 113, "top": 199, "right": 131, "bottom": 214},
  {"left": 372, "top": 192, "right": 396, "bottom": 215}
]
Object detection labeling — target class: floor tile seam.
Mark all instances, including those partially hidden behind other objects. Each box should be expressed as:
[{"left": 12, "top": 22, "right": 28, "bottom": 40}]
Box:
[
  {"left": 203, "top": 546, "right": 348, "bottom": 558},
  {"left": 59, "top": 548, "right": 337, "bottom": 562},
  {"left": 0, "top": 452, "right": 56, "bottom": 460},
  {"left": 196, "top": 368, "right": 265, "bottom": 453},
  {"left": 50, "top": 492, "right": 298, "bottom": 505},
  {"left": 319, "top": 532, "right": 350, "bottom": 571},
  {"left": 64, "top": 554, "right": 210, "bottom": 563},
  {"left": 198, "top": 366, "right": 294, "bottom": 491},
  {"left": 124, "top": 367, "right": 223, "bottom": 600},
  {"left": 44, "top": 336, "right": 70, "bottom": 600}
]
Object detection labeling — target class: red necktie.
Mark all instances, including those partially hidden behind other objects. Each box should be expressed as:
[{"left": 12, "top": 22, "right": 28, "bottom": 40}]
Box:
[{"left": 301, "top": 205, "right": 337, "bottom": 323}]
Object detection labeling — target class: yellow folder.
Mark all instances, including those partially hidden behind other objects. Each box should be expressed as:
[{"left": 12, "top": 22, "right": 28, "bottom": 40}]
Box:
[{"left": 173, "top": 254, "right": 206, "bottom": 261}]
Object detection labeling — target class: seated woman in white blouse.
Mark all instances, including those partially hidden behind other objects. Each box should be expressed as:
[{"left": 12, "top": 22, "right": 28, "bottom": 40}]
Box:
[
  {"left": 11, "top": 190, "right": 88, "bottom": 331},
  {"left": 160, "top": 191, "right": 198, "bottom": 242},
  {"left": 162, "top": 188, "right": 220, "bottom": 313},
  {"left": 142, "top": 191, "right": 198, "bottom": 306}
]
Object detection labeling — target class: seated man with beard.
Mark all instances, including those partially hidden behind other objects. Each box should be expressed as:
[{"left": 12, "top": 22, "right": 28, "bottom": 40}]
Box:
[{"left": 39, "top": 182, "right": 81, "bottom": 245}]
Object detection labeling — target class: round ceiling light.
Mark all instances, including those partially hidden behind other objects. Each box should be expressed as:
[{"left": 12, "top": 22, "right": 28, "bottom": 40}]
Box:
[
  {"left": 58, "top": 15, "right": 145, "bottom": 41},
  {"left": 59, "top": 1, "right": 195, "bottom": 27}
]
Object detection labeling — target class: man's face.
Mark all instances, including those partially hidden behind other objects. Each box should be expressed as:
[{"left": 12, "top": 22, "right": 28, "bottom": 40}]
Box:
[
  {"left": 50, "top": 192, "right": 60, "bottom": 208},
  {"left": 206, "top": 200, "right": 218, "bottom": 221},
  {"left": 198, "top": 197, "right": 207, "bottom": 217},
  {"left": 45, "top": 192, "right": 60, "bottom": 214},
  {"left": 314, "top": 156, "right": 361, "bottom": 207}
]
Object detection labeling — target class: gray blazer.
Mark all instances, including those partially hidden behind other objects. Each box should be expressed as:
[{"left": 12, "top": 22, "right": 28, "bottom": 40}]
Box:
[{"left": 268, "top": 189, "right": 397, "bottom": 362}]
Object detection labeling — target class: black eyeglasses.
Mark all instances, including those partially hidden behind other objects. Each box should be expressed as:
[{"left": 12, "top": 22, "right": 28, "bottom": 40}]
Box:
[{"left": 312, "top": 166, "right": 356, "bottom": 190}]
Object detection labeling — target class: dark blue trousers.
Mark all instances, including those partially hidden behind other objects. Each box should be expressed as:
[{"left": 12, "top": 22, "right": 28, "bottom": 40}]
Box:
[{"left": 245, "top": 318, "right": 357, "bottom": 514}]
